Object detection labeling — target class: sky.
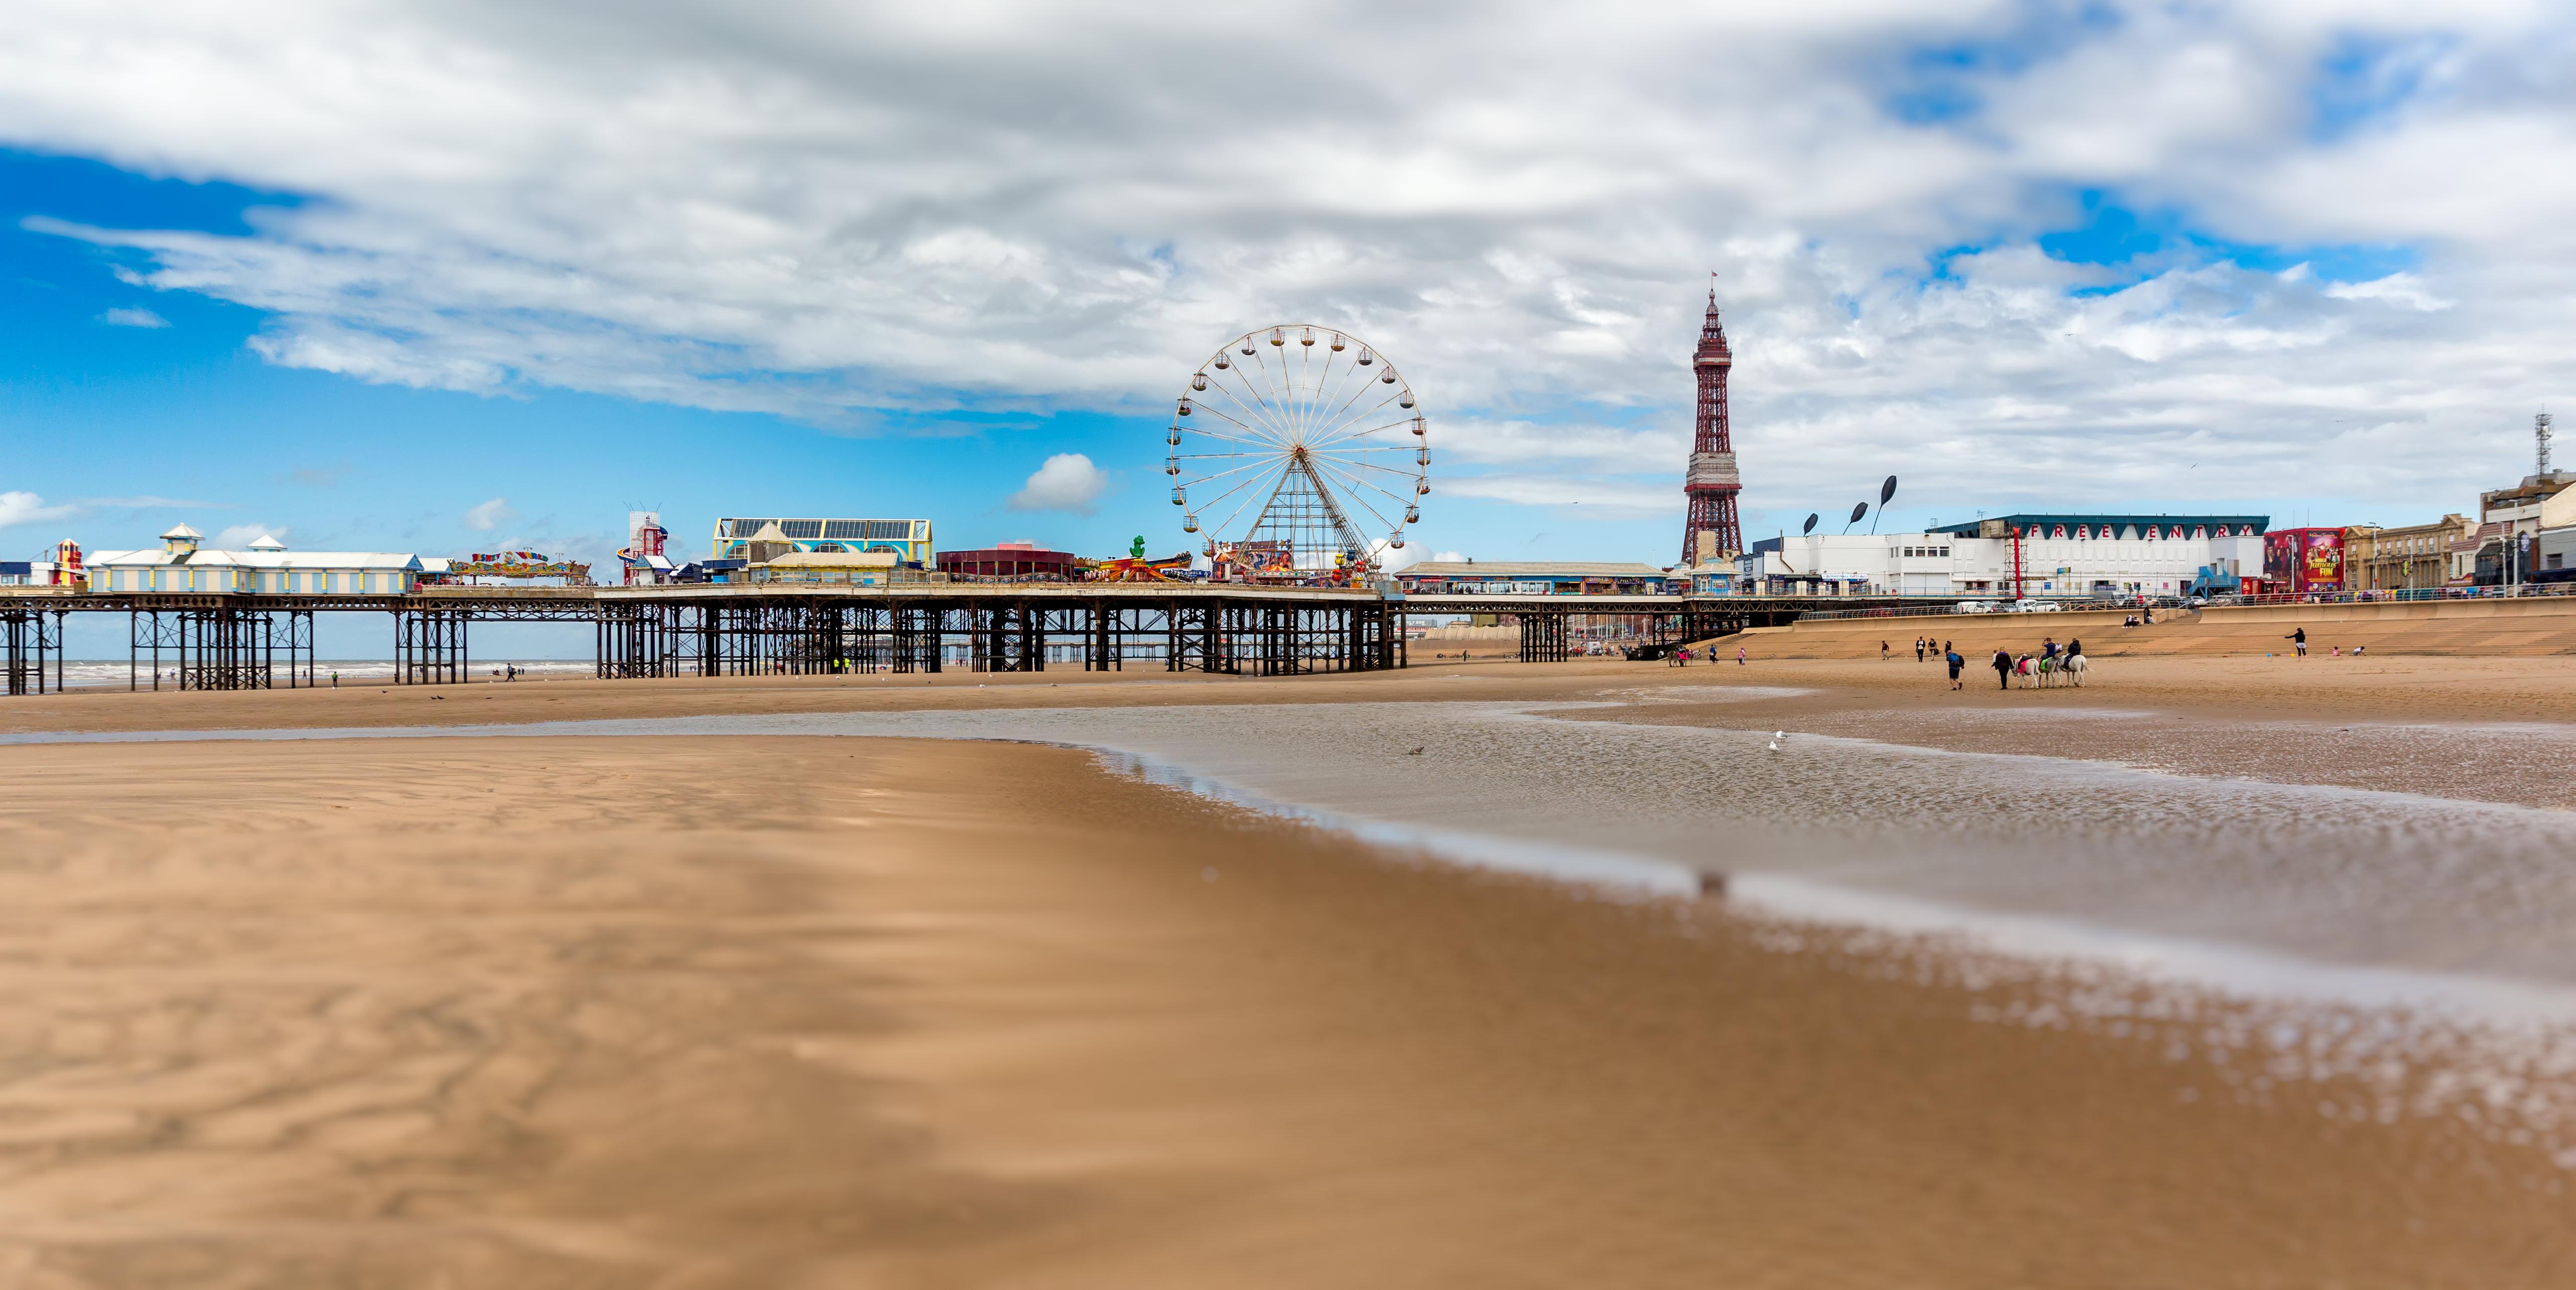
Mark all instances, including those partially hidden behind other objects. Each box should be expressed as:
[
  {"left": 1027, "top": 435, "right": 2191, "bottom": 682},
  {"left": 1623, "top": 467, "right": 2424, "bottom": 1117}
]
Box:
[{"left": 6, "top": 0, "right": 2575, "bottom": 595}]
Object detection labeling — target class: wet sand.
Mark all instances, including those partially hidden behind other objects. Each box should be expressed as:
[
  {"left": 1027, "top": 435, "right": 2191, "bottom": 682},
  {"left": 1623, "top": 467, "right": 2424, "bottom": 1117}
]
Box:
[
  {"left": 2, "top": 729, "right": 2573, "bottom": 1285},
  {"left": 9, "top": 659, "right": 2576, "bottom": 1282}
]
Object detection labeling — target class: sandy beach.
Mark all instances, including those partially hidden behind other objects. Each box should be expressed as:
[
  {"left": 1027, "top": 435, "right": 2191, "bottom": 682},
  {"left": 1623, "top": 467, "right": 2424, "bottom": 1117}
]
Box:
[{"left": 2, "top": 660, "right": 2573, "bottom": 1285}]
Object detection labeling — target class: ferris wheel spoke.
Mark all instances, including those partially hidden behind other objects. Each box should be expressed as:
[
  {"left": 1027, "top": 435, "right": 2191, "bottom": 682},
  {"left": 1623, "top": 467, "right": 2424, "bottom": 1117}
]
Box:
[
  {"left": 1208, "top": 459, "right": 1292, "bottom": 537},
  {"left": 1200, "top": 361, "right": 1294, "bottom": 442},
  {"left": 1319, "top": 419, "right": 1422, "bottom": 456},
  {"left": 1193, "top": 386, "right": 1292, "bottom": 445},
  {"left": 1313, "top": 453, "right": 1423, "bottom": 499},
  {"left": 1307, "top": 438, "right": 1419, "bottom": 463},
  {"left": 1307, "top": 392, "right": 1409, "bottom": 449},
  {"left": 1307, "top": 360, "right": 1385, "bottom": 442},
  {"left": 1219, "top": 367, "right": 1302, "bottom": 442},
  {"left": 1307, "top": 450, "right": 1423, "bottom": 477},
  {"left": 1310, "top": 350, "right": 1371, "bottom": 446},
  {"left": 1308, "top": 394, "right": 1408, "bottom": 451},
  {"left": 1293, "top": 342, "right": 1316, "bottom": 441},
  {"left": 1307, "top": 459, "right": 1408, "bottom": 535},
  {"left": 1255, "top": 342, "right": 1319, "bottom": 447},
  {"left": 1176, "top": 454, "right": 1286, "bottom": 492},
  {"left": 1179, "top": 414, "right": 1281, "bottom": 451},
  {"left": 1242, "top": 345, "right": 1295, "bottom": 439}
]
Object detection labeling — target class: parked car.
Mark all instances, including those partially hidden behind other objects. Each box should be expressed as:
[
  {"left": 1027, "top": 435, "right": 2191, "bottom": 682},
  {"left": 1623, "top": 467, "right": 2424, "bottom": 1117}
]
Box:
[
  {"left": 1953, "top": 600, "right": 1997, "bottom": 614},
  {"left": 2009, "top": 598, "right": 2063, "bottom": 613}
]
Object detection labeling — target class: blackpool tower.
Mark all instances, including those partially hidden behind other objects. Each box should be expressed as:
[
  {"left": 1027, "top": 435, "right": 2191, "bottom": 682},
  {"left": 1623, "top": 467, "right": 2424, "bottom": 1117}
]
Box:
[{"left": 1679, "top": 286, "right": 1742, "bottom": 564}]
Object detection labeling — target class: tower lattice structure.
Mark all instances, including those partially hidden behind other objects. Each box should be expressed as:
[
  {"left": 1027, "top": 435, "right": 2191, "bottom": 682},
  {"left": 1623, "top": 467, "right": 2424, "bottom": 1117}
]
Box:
[{"left": 1680, "top": 288, "right": 1742, "bottom": 564}]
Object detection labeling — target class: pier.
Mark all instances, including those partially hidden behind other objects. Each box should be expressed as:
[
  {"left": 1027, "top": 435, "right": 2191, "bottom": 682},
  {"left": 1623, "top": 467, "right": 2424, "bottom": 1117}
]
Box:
[{"left": 0, "top": 585, "right": 1881, "bottom": 691}]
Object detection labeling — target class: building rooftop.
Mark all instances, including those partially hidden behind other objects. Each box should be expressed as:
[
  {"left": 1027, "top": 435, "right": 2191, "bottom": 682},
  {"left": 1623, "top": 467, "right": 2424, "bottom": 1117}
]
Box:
[
  {"left": 88, "top": 547, "right": 422, "bottom": 570},
  {"left": 1925, "top": 514, "right": 2270, "bottom": 536}
]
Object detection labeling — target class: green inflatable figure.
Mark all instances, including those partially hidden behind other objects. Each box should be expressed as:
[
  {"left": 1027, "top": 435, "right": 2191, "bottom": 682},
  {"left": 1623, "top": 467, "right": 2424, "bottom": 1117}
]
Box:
[{"left": 1130, "top": 535, "right": 1147, "bottom": 559}]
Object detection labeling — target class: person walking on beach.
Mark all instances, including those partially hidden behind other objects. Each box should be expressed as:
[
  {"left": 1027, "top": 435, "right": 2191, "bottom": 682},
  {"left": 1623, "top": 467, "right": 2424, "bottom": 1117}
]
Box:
[
  {"left": 1991, "top": 647, "right": 2013, "bottom": 690},
  {"left": 1914, "top": 636, "right": 1926, "bottom": 663},
  {"left": 1736, "top": 646, "right": 1746, "bottom": 666},
  {"left": 1946, "top": 646, "right": 1965, "bottom": 690},
  {"left": 1880, "top": 640, "right": 1890, "bottom": 662},
  {"left": 2288, "top": 627, "right": 2308, "bottom": 657}
]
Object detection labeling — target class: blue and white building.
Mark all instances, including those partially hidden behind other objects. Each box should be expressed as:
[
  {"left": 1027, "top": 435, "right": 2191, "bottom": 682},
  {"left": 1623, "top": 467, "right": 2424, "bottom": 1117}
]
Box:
[{"left": 86, "top": 525, "right": 425, "bottom": 595}]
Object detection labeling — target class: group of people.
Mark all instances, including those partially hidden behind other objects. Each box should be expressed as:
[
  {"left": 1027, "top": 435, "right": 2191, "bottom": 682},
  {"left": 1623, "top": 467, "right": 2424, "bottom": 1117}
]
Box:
[
  {"left": 2281, "top": 627, "right": 2362, "bottom": 658},
  {"left": 1666, "top": 644, "right": 1749, "bottom": 667},
  {"left": 1891, "top": 633, "right": 2086, "bottom": 691}
]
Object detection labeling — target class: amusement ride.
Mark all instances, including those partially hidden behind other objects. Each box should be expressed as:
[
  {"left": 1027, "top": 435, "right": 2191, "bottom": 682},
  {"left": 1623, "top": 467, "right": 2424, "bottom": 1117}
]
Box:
[{"left": 1167, "top": 326, "right": 1428, "bottom": 582}]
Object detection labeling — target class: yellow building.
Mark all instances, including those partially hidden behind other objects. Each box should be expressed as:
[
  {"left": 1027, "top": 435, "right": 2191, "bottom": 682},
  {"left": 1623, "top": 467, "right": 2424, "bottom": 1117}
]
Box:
[
  {"left": 2347, "top": 515, "right": 2473, "bottom": 591},
  {"left": 748, "top": 550, "right": 922, "bottom": 587}
]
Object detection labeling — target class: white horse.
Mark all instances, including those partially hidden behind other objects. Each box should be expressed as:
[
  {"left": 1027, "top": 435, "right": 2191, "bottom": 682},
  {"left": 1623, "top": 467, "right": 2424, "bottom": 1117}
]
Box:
[{"left": 2063, "top": 652, "right": 2087, "bottom": 686}]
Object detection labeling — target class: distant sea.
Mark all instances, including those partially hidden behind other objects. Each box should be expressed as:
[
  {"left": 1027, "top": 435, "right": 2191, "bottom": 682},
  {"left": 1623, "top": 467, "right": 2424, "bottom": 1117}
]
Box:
[{"left": 56, "top": 659, "right": 599, "bottom": 688}]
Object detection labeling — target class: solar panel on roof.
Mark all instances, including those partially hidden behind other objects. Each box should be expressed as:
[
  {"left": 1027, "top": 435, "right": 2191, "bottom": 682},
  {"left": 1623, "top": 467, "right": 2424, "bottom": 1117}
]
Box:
[
  {"left": 863, "top": 520, "right": 910, "bottom": 540},
  {"left": 823, "top": 520, "right": 863, "bottom": 539},
  {"left": 780, "top": 520, "right": 824, "bottom": 539}
]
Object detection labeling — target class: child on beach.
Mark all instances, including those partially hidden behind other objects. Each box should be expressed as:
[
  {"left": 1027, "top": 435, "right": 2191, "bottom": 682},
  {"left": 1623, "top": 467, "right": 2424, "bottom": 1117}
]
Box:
[{"left": 1946, "top": 647, "right": 1964, "bottom": 689}]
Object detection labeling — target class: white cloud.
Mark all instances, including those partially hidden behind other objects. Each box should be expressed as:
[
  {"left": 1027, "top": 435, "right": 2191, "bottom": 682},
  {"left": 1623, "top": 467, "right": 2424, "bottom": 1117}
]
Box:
[
  {"left": 209, "top": 523, "right": 286, "bottom": 548},
  {"left": 1370, "top": 541, "right": 1464, "bottom": 572},
  {"left": 2324, "top": 272, "right": 2452, "bottom": 312},
  {"left": 1440, "top": 475, "right": 1680, "bottom": 516},
  {"left": 462, "top": 497, "right": 519, "bottom": 531},
  {"left": 3, "top": 2, "right": 2574, "bottom": 527},
  {"left": 1008, "top": 453, "right": 1111, "bottom": 515},
  {"left": 0, "top": 491, "right": 79, "bottom": 530},
  {"left": 97, "top": 306, "right": 169, "bottom": 328}
]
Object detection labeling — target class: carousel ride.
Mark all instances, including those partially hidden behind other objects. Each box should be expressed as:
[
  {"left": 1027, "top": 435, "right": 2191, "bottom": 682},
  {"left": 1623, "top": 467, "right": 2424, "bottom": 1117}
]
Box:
[{"left": 1167, "top": 326, "right": 1428, "bottom": 582}]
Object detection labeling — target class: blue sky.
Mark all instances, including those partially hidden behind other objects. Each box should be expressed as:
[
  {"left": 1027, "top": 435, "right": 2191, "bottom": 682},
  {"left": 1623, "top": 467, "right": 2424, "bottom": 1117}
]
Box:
[{"left": 6, "top": 1, "right": 2572, "bottom": 638}]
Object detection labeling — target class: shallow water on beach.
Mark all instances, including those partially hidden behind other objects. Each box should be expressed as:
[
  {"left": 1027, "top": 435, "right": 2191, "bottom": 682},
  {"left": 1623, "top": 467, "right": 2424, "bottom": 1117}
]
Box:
[
  {"left": 16, "top": 699, "right": 2576, "bottom": 1016},
  {"left": 576, "top": 703, "right": 2576, "bottom": 987}
]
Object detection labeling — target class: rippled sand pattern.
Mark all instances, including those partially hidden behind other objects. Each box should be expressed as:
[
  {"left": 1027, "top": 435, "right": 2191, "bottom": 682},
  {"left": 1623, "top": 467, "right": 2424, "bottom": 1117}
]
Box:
[{"left": 3, "top": 733, "right": 2573, "bottom": 1286}]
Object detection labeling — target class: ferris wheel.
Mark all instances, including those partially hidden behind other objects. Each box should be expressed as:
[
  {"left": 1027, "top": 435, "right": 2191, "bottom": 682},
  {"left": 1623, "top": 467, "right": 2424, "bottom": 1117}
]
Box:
[{"left": 1167, "top": 325, "right": 1428, "bottom": 579}]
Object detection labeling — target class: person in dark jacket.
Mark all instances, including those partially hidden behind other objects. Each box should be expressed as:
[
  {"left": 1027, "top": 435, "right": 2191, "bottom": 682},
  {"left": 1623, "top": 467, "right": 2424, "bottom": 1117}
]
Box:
[{"left": 1991, "top": 647, "right": 2013, "bottom": 690}]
